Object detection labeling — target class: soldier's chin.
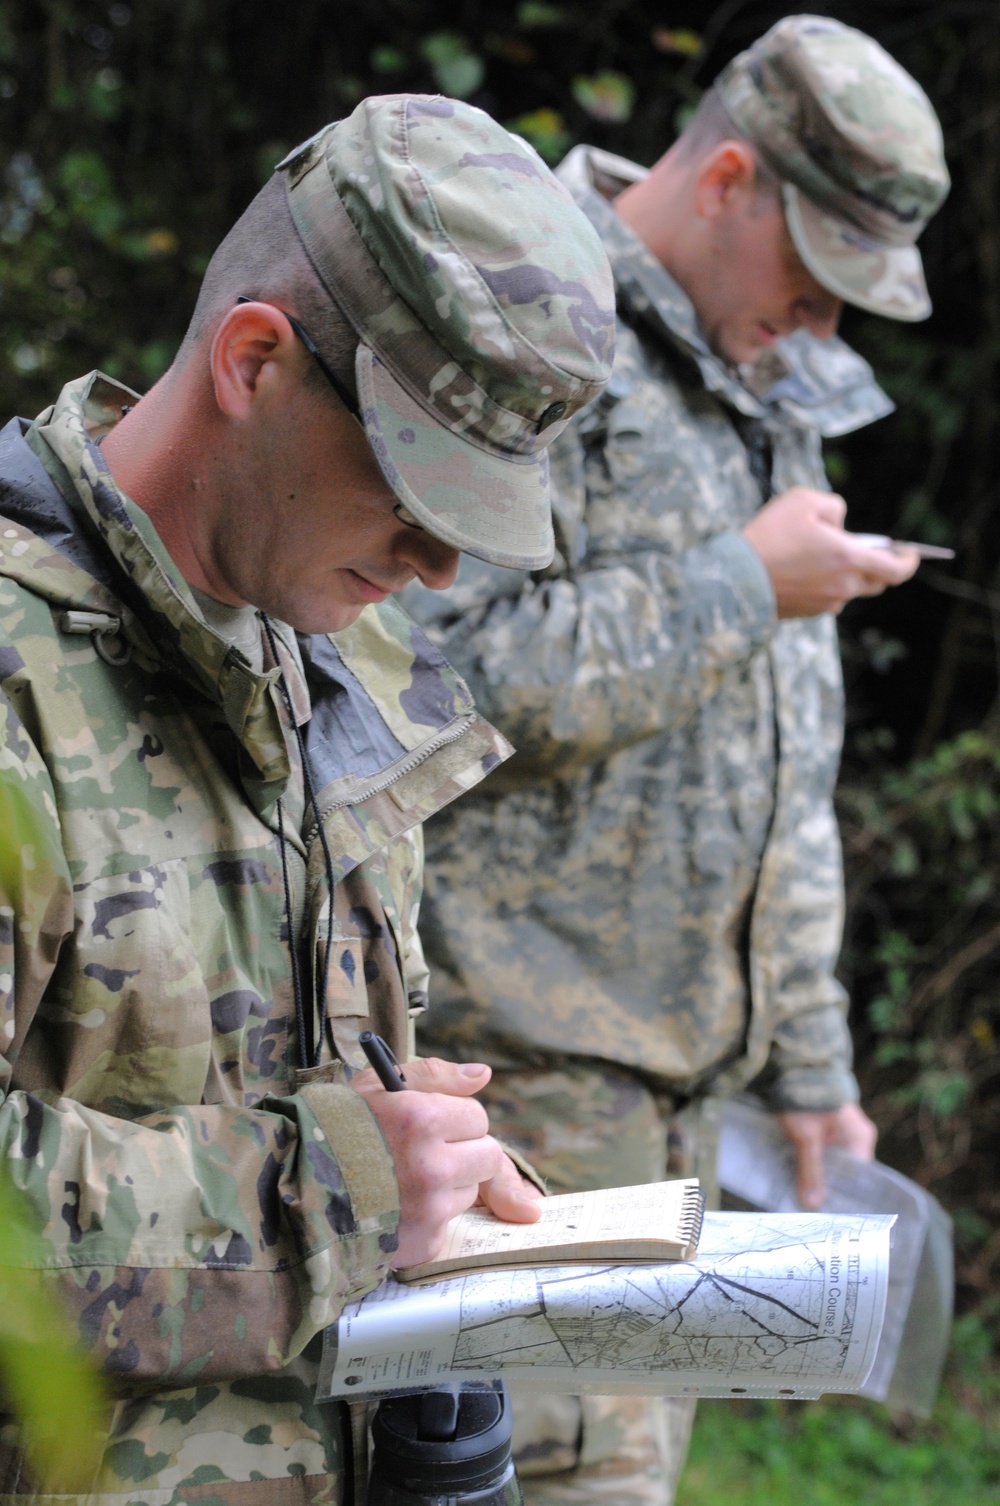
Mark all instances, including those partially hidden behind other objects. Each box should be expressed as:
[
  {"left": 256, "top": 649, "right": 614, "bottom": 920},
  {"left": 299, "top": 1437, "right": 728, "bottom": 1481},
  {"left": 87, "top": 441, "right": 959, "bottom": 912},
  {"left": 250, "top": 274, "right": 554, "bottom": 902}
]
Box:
[
  {"left": 709, "top": 324, "right": 765, "bottom": 368},
  {"left": 277, "top": 598, "right": 367, "bottom": 634},
  {"left": 729, "top": 329, "right": 774, "bottom": 366},
  {"left": 316, "top": 603, "right": 367, "bottom": 633}
]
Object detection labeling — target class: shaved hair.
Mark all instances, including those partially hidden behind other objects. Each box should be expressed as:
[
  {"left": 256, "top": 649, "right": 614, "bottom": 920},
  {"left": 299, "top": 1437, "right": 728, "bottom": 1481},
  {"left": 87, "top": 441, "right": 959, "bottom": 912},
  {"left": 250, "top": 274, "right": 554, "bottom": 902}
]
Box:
[
  {"left": 674, "top": 86, "right": 782, "bottom": 200},
  {"left": 177, "top": 173, "right": 357, "bottom": 399}
]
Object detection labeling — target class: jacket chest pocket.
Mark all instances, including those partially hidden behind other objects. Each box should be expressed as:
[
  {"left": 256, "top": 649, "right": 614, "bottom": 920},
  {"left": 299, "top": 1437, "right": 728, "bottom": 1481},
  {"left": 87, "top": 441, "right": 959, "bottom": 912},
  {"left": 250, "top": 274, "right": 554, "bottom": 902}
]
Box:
[
  {"left": 316, "top": 924, "right": 372, "bottom": 1070},
  {"left": 317, "top": 927, "right": 370, "bottom": 1017}
]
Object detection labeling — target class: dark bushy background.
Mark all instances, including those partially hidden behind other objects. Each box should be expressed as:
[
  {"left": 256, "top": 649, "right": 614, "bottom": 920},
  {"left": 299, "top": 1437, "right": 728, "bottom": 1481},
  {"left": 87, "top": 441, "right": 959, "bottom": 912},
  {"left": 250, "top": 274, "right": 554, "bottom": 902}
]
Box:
[{"left": 2, "top": 0, "right": 998, "bottom": 1335}]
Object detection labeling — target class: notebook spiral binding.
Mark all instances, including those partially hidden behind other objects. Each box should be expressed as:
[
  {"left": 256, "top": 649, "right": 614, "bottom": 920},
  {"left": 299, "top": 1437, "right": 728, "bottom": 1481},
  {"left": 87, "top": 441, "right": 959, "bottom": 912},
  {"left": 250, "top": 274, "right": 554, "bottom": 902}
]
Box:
[{"left": 680, "top": 1184, "right": 707, "bottom": 1257}]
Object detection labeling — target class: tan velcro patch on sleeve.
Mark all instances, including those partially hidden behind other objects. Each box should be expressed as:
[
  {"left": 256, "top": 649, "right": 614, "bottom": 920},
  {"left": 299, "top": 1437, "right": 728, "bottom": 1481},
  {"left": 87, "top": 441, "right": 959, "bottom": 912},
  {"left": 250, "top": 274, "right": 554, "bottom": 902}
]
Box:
[{"left": 301, "top": 1081, "right": 400, "bottom": 1232}]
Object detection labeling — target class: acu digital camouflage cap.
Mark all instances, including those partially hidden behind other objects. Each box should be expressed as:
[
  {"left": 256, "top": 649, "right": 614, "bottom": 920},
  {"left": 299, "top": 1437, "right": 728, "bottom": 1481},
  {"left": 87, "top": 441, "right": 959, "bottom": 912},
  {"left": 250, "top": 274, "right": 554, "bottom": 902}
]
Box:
[
  {"left": 278, "top": 95, "right": 616, "bottom": 570},
  {"left": 716, "top": 15, "right": 949, "bottom": 322}
]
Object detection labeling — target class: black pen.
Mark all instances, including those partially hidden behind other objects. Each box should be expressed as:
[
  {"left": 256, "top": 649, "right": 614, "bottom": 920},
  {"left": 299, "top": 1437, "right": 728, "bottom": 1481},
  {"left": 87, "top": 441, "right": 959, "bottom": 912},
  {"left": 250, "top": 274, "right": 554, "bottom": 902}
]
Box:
[{"left": 358, "top": 1030, "right": 407, "bottom": 1091}]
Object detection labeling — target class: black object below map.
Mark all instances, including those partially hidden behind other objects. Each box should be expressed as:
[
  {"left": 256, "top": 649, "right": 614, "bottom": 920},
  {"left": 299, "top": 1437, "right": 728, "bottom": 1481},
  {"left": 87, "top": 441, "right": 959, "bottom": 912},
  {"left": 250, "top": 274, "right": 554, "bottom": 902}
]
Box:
[{"left": 369, "top": 1381, "right": 522, "bottom": 1505}]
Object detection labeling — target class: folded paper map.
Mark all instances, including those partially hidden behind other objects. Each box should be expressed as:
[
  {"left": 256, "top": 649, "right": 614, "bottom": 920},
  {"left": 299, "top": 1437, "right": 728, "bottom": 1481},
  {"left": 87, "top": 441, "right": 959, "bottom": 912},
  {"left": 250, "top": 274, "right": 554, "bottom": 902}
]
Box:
[
  {"left": 319, "top": 1211, "right": 893, "bottom": 1401},
  {"left": 398, "top": 1179, "right": 706, "bottom": 1282}
]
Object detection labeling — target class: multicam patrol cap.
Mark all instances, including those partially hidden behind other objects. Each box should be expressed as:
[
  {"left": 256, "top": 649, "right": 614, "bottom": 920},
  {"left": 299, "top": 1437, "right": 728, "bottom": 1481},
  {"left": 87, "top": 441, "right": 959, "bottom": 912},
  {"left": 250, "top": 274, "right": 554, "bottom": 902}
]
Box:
[
  {"left": 715, "top": 15, "right": 949, "bottom": 322},
  {"left": 278, "top": 95, "right": 616, "bottom": 570}
]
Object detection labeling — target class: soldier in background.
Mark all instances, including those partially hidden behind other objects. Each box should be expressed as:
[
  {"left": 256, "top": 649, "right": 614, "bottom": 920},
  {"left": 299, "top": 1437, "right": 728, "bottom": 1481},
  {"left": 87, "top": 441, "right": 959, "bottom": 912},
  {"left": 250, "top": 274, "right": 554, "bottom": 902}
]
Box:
[{"left": 405, "top": 17, "right": 950, "bottom": 1505}]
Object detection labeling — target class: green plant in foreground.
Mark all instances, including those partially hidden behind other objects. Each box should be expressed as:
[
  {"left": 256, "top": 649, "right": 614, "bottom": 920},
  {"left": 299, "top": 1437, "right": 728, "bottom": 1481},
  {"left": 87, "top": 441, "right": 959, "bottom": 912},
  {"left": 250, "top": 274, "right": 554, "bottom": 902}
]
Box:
[{"left": 0, "top": 1168, "right": 105, "bottom": 1491}]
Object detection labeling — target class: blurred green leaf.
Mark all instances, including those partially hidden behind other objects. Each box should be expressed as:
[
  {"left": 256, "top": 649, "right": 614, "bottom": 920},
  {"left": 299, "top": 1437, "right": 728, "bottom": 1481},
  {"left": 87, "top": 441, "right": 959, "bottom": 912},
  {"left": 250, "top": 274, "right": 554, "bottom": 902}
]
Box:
[
  {"left": 890, "top": 836, "right": 920, "bottom": 875},
  {"left": 335, "top": 75, "right": 366, "bottom": 105},
  {"left": 651, "top": 27, "right": 703, "bottom": 58},
  {"left": 674, "top": 100, "right": 699, "bottom": 135},
  {"left": 256, "top": 140, "right": 290, "bottom": 183},
  {"left": 824, "top": 446, "right": 850, "bottom": 486},
  {"left": 516, "top": 2, "right": 569, "bottom": 27},
  {"left": 485, "top": 34, "right": 537, "bottom": 66},
  {"left": 920, "top": 1069, "right": 973, "bottom": 1117},
  {"left": 571, "top": 70, "right": 636, "bottom": 124},
  {"left": 370, "top": 45, "right": 407, "bottom": 74},
  {"left": 57, "top": 150, "right": 125, "bottom": 241},
  {"left": 0, "top": 1172, "right": 105, "bottom": 1492},
  {"left": 507, "top": 107, "right": 572, "bottom": 164},
  {"left": 117, "top": 227, "right": 178, "bottom": 261},
  {"left": 138, "top": 338, "right": 175, "bottom": 382},
  {"left": 421, "top": 34, "right": 484, "bottom": 99}
]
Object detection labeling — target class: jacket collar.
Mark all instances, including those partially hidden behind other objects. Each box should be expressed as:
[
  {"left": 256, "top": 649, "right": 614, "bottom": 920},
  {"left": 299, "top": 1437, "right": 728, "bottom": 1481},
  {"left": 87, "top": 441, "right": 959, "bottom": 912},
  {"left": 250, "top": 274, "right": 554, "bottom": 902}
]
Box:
[
  {"left": 557, "top": 145, "right": 893, "bottom": 437},
  {"left": 2, "top": 373, "right": 511, "bottom": 851},
  {"left": 27, "top": 372, "right": 299, "bottom": 794}
]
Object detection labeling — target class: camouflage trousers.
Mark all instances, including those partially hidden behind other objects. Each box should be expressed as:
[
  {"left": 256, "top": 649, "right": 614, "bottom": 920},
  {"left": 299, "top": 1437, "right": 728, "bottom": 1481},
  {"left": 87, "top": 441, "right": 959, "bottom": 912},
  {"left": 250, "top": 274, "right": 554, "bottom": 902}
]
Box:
[{"left": 479, "top": 1059, "right": 721, "bottom": 1506}]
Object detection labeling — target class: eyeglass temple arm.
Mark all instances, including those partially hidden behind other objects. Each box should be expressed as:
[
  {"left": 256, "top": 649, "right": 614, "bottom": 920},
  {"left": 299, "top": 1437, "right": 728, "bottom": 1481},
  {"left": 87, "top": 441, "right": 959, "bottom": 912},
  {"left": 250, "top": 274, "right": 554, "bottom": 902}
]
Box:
[{"left": 234, "top": 295, "right": 363, "bottom": 425}]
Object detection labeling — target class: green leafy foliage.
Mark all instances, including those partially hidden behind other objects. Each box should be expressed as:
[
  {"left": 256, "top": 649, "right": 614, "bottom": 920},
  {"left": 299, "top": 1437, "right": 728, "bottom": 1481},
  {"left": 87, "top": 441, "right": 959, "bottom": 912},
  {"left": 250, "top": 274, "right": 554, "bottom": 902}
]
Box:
[
  {"left": 679, "top": 1370, "right": 1000, "bottom": 1506},
  {"left": 516, "top": 2, "right": 570, "bottom": 28},
  {"left": 507, "top": 107, "right": 572, "bottom": 164},
  {"left": 571, "top": 70, "right": 636, "bottom": 123},
  {"left": 0, "top": 1170, "right": 105, "bottom": 1491},
  {"left": 839, "top": 732, "right": 1000, "bottom": 1322},
  {"left": 420, "top": 33, "right": 485, "bottom": 98},
  {"left": 651, "top": 27, "right": 703, "bottom": 58}
]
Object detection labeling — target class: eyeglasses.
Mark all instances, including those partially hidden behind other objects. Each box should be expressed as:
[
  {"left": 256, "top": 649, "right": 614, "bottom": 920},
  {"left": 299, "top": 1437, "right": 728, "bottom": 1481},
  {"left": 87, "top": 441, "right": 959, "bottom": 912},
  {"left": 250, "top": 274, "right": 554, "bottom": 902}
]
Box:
[{"left": 235, "top": 295, "right": 425, "bottom": 532}]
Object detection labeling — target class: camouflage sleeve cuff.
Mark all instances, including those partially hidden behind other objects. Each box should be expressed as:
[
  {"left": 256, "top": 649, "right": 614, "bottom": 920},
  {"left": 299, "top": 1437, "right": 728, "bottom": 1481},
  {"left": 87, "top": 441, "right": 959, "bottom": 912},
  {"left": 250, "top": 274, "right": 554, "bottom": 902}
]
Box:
[
  {"left": 755, "top": 1067, "right": 861, "bottom": 1114},
  {"left": 705, "top": 529, "right": 777, "bottom": 642},
  {"left": 299, "top": 1081, "right": 400, "bottom": 1231}
]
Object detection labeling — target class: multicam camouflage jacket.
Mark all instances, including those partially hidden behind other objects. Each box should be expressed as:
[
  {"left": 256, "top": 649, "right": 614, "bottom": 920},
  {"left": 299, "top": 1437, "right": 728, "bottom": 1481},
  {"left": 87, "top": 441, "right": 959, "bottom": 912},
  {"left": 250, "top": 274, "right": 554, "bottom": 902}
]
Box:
[
  {"left": 407, "top": 145, "right": 895, "bottom": 1115},
  {"left": 0, "top": 373, "right": 510, "bottom": 1506}
]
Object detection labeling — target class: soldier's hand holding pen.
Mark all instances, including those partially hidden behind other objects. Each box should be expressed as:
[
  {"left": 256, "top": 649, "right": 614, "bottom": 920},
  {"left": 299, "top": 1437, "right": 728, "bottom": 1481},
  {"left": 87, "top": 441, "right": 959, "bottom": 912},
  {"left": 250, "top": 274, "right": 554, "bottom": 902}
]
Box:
[
  {"left": 350, "top": 1053, "right": 543, "bottom": 1268},
  {"left": 742, "top": 487, "right": 921, "bottom": 618}
]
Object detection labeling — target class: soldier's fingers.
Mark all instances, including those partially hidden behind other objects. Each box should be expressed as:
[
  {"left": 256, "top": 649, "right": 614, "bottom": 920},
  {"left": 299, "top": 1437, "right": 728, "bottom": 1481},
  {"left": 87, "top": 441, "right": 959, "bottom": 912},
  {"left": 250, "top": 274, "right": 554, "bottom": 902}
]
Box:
[
  {"left": 442, "top": 1133, "right": 509, "bottom": 1193},
  {"left": 814, "top": 492, "right": 847, "bottom": 526},
  {"left": 829, "top": 1103, "right": 879, "bottom": 1159},
  {"left": 351, "top": 1057, "right": 491, "bottom": 1099},
  {"left": 793, "top": 1128, "right": 825, "bottom": 1210},
  {"left": 478, "top": 1153, "right": 545, "bottom": 1225},
  {"left": 852, "top": 575, "right": 889, "bottom": 599},
  {"left": 400, "top": 1056, "right": 493, "bottom": 1097},
  {"left": 398, "top": 1090, "right": 490, "bottom": 1145},
  {"left": 846, "top": 545, "right": 917, "bottom": 587},
  {"left": 779, "top": 1112, "right": 827, "bottom": 1209},
  {"left": 885, "top": 546, "right": 920, "bottom": 582},
  {"left": 399, "top": 1182, "right": 484, "bottom": 1265}
]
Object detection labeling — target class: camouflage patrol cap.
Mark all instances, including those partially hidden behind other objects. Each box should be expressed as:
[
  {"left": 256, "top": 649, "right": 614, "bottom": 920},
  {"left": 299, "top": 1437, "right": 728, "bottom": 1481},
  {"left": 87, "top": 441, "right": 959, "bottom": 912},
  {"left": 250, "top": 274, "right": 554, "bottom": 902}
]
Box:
[
  {"left": 715, "top": 15, "right": 949, "bottom": 322},
  {"left": 277, "top": 95, "right": 616, "bottom": 570}
]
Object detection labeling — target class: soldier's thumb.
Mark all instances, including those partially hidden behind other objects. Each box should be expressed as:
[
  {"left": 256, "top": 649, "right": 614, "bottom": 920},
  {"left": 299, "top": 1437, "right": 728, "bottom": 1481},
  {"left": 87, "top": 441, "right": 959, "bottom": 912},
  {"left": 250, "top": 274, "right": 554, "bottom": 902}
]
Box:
[{"left": 403, "top": 1056, "right": 492, "bottom": 1097}]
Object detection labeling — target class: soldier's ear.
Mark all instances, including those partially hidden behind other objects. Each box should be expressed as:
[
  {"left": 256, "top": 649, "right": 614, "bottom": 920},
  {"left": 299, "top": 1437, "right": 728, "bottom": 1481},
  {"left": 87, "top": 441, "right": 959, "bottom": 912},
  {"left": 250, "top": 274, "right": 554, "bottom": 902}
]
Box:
[
  {"left": 693, "top": 142, "right": 757, "bottom": 220},
  {"left": 208, "top": 301, "right": 299, "bottom": 422}
]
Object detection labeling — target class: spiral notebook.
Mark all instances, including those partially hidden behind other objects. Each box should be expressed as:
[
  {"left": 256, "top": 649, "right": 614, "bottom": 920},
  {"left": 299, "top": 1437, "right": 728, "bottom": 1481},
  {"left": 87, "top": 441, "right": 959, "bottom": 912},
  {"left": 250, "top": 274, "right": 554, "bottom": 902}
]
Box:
[{"left": 398, "top": 1179, "right": 706, "bottom": 1283}]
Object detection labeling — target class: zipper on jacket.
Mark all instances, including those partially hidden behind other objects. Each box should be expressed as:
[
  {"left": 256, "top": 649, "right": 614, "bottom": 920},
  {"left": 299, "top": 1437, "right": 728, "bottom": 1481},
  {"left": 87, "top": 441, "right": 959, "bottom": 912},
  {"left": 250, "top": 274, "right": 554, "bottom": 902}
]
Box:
[{"left": 302, "top": 712, "right": 476, "bottom": 846}]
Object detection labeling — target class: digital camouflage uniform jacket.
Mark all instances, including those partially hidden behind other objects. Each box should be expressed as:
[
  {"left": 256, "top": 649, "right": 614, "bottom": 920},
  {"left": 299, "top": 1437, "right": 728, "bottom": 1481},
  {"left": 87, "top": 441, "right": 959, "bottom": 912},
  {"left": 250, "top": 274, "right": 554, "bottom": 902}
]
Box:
[
  {"left": 408, "top": 145, "right": 894, "bottom": 1113},
  {"left": 0, "top": 373, "right": 511, "bottom": 1506}
]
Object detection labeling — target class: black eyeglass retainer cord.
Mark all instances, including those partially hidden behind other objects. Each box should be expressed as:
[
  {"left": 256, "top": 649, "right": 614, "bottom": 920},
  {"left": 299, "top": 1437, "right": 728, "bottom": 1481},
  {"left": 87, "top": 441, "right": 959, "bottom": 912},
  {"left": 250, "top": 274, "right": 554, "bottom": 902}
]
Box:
[{"left": 262, "top": 613, "right": 339, "bottom": 1071}]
